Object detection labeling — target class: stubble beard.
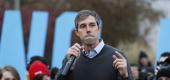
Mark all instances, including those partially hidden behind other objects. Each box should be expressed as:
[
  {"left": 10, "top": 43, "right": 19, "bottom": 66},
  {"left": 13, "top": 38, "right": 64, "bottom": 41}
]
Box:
[{"left": 82, "top": 36, "right": 97, "bottom": 46}]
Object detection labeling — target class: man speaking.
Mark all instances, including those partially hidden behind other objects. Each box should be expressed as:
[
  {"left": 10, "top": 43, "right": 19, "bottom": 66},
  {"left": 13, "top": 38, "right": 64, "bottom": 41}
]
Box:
[{"left": 57, "top": 10, "right": 133, "bottom": 80}]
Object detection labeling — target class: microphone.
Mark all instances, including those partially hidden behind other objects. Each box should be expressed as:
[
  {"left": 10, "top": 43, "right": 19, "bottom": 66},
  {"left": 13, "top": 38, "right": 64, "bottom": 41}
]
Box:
[
  {"left": 55, "top": 55, "right": 76, "bottom": 80},
  {"left": 61, "top": 55, "right": 76, "bottom": 76},
  {"left": 55, "top": 45, "right": 83, "bottom": 80}
]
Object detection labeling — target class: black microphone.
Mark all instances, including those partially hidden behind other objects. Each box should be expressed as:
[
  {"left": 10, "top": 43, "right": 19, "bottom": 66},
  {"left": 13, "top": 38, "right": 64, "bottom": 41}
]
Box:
[
  {"left": 61, "top": 55, "right": 76, "bottom": 76},
  {"left": 55, "top": 55, "right": 76, "bottom": 80},
  {"left": 56, "top": 46, "right": 83, "bottom": 80}
]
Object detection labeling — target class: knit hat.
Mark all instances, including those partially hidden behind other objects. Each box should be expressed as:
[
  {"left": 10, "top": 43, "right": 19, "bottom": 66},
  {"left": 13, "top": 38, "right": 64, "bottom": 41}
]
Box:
[
  {"left": 28, "top": 60, "right": 50, "bottom": 80},
  {"left": 139, "top": 51, "right": 148, "bottom": 59}
]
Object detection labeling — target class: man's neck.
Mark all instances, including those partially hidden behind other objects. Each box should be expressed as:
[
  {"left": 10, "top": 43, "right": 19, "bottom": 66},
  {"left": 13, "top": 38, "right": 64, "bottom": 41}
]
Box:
[{"left": 84, "top": 39, "right": 99, "bottom": 52}]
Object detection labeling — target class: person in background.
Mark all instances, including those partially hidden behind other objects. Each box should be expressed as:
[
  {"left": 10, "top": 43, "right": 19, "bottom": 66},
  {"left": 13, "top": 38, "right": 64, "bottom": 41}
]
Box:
[
  {"left": 33, "top": 74, "right": 50, "bottom": 80},
  {"left": 138, "top": 51, "right": 154, "bottom": 80},
  {"left": 156, "top": 57, "right": 170, "bottom": 80},
  {"left": 157, "top": 68, "right": 170, "bottom": 80},
  {"left": 50, "top": 67, "right": 59, "bottom": 80},
  {"left": 130, "top": 64, "right": 139, "bottom": 80},
  {"left": 28, "top": 60, "right": 51, "bottom": 80},
  {"left": 27, "top": 56, "right": 50, "bottom": 70},
  {"left": 159, "top": 52, "right": 170, "bottom": 62},
  {"left": 156, "top": 52, "right": 170, "bottom": 75},
  {"left": 26, "top": 56, "right": 50, "bottom": 80},
  {"left": 0, "top": 65, "right": 20, "bottom": 80}
]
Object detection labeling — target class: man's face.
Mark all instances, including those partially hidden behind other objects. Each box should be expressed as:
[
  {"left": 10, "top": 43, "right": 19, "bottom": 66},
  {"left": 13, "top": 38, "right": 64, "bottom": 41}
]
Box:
[
  {"left": 42, "top": 75, "right": 50, "bottom": 80},
  {"left": 158, "top": 76, "right": 170, "bottom": 80},
  {"left": 140, "top": 58, "right": 149, "bottom": 66},
  {"left": 1, "top": 71, "right": 15, "bottom": 80},
  {"left": 76, "top": 15, "right": 100, "bottom": 45},
  {"left": 131, "top": 66, "right": 139, "bottom": 79}
]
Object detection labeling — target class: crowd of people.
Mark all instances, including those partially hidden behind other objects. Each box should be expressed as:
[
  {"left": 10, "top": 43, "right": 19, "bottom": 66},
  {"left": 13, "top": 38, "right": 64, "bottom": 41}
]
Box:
[
  {"left": 0, "top": 52, "right": 169, "bottom": 80},
  {"left": 0, "top": 10, "right": 170, "bottom": 80},
  {"left": 130, "top": 51, "right": 170, "bottom": 80},
  {"left": 0, "top": 56, "right": 59, "bottom": 80}
]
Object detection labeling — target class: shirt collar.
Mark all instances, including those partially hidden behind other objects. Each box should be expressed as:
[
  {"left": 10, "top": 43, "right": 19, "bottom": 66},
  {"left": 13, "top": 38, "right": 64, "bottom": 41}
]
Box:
[{"left": 94, "top": 39, "right": 105, "bottom": 54}]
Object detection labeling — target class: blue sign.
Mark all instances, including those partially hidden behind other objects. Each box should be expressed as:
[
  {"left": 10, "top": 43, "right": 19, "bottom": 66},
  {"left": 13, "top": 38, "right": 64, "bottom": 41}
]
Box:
[{"left": 156, "top": 19, "right": 170, "bottom": 61}]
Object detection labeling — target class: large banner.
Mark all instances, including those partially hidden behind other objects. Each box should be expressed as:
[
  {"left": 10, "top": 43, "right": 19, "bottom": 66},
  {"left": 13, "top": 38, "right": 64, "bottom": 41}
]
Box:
[{"left": 0, "top": 10, "right": 78, "bottom": 80}]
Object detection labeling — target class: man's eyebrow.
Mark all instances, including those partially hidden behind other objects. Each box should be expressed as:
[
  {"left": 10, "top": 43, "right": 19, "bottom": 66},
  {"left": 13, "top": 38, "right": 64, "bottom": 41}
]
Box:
[
  {"left": 89, "top": 22, "right": 96, "bottom": 24},
  {"left": 80, "top": 23, "right": 86, "bottom": 26}
]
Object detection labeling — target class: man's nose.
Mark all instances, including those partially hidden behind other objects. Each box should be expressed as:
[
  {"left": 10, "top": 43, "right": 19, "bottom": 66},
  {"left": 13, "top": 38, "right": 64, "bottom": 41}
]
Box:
[{"left": 86, "top": 26, "right": 91, "bottom": 33}]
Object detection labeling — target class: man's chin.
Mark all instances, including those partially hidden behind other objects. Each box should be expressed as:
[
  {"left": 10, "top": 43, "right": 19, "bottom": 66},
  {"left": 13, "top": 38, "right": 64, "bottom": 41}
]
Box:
[{"left": 83, "top": 38, "right": 96, "bottom": 45}]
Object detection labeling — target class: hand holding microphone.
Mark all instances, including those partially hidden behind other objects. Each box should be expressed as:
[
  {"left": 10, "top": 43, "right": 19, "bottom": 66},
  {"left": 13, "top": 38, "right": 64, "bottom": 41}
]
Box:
[
  {"left": 60, "top": 43, "right": 82, "bottom": 76},
  {"left": 67, "top": 43, "right": 82, "bottom": 58}
]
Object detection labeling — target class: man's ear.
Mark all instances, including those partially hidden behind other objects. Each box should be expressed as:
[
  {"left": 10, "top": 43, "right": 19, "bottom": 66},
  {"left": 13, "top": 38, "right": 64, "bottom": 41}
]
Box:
[
  {"left": 98, "top": 27, "right": 101, "bottom": 33},
  {"left": 75, "top": 29, "right": 79, "bottom": 37}
]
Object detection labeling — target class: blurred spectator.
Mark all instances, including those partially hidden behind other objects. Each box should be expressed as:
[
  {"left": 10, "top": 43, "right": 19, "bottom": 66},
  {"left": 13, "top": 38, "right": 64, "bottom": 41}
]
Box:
[
  {"left": 157, "top": 58, "right": 170, "bottom": 80},
  {"left": 28, "top": 60, "right": 50, "bottom": 80},
  {"left": 138, "top": 51, "right": 154, "bottom": 80},
  {"left": 33, "top": 74, "right": 50, "bottom": 80},
  {"left": 159, "top": 52, "right": 170, "bottom": 62},
  {"left": 26, "top": 56, "right": 50, "bottom": 80},
  {"left": 156, "top": 52, "right": 170, "bottom": 75},
  {"left": 157, "top": 69, "right": 170, "bottom": 80},
  {"left": 0, "top": 65, "right": 20, "bottom": 80},
  {"left": 50, "top": 67, "right": 59, "bottom": 80},
  {"left": 131, "top": 64, "right": 139, "bottom": 80},
  {"left": 27, "top": 56, "right": 50, "bottom": 70}
]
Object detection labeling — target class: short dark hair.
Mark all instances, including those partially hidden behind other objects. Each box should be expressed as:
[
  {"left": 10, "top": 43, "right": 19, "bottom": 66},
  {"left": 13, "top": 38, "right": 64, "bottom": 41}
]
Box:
[
  {"left": 161, "top": 52, "right": 170, "bottom": 57},
  {"left": 27, "top": 56, "right": 49, "bottom": 70},
  {"left": 75, "top": 10, "right": 102, "bottom": 30}
]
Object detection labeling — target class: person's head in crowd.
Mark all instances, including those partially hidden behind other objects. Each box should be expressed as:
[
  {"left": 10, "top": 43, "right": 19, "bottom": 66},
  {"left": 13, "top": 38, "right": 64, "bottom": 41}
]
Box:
[
  {"left": 50, "top": 67, "right": 59, "bottom": 80},
  {"left": 27, "top": 56, "right": 49, "bottom": 70},
  {"left": 28, "top": 60, "right": 50, "bottom": 80},
  {"left": 139, "top": 51, "right": 152, "bottom": 67},
  {"left": 0, "top": 65, "right": 20, "bottom": 80},
  {"left": 157, "top": 68, "right": 170, "bottom": 80},
  {"left": 130, "top": 64, "right": 139, "bottom": 80},
  {"left": 158, "top": 57, "right": 170, "bottom": 70},
  {"left": 157, "top": 52, "right": 170, "bottom": 74},
  {"left": 138, "top": 51, "right": 154, "bottom": 80},
  {"left": 157, "top": 58, "right": 170, "bottom": 80},
  {"left": 159, "top": 52, "right": 170, "bottom": 62},
  {"left": 33, "top": 74, "right": 50, "bottom": 80}
]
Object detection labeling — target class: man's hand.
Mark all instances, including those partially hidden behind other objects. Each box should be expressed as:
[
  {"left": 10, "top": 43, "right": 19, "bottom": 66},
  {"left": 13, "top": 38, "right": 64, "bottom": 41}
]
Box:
[
  {"left": 112, "top": 51, "right": 128, "bottom": 78},
  {"left": 67, "top": 43, "right": 82, "bottom": 58}
]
